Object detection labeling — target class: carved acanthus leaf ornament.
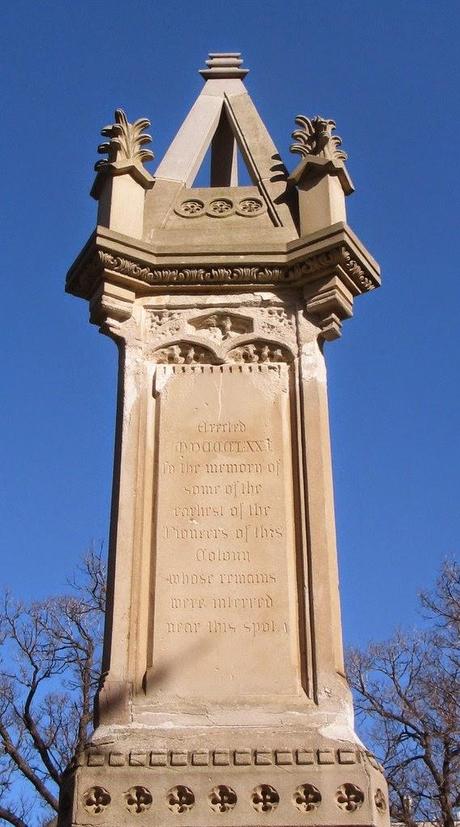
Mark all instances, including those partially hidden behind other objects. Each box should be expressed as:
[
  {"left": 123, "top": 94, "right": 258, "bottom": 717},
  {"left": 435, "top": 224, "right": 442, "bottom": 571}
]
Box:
[
  {"left": 93, "top": 249, "right": 373, "bottom": 291},
  {"left": 96, "top": 252, "right": 284, "bottom": 286},
  {"left": 290, "top": 115, "right": 347, "bottom": 162},
  {"left": 95, "top": 109, "right": 154, "bottom": 172}
]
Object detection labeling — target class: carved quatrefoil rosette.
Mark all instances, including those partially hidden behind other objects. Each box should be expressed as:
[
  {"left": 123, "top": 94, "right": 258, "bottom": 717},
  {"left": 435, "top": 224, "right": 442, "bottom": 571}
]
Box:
[
  {"left": 206, "top": 198, "right": 234, "bottom": 217},
  {"left": 236, "top": 197, "right": 265, "bottom": 216},
  {"left": 167, "top": 785, "right": 195, "bottom": 813},
  {"left": 208, "top": 785, "right": 237, "bottom": 812},
  {"left": 374, "top": 788, "right": 387, "bottom": 812},
  {"left": 174, "top": 199, "right": 205, "bottom": 218},
  {"left": 251, "top": 784, "right": 280, "bottom": 812},
  {"left": 174, "top": 196, "right": 266, "bottom": 219},
  {"left": 83, "top": 786, "right": 111, "bottom": 814},
  {"left": 335, "top": 783, "right": 364, "bottom": 812},
  {"left": 124, "top": 785, "right": 153, "bottom": 813},
  {"left": 293, "top": 783, "right": 322, "bottom": 812}
]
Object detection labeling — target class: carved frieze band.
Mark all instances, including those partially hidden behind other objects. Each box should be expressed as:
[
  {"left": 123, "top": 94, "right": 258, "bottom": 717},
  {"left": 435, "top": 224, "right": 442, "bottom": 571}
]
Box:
[
  {"left": 147, "top": 308, "right": 297, "bottom": 360},
  {"left": 76, "top": 246, "right": 375, "bottom": 292},
  {"left": 98, "top": 252, "right": 285, "bottom": 285},
  {"left": 78, "top": 747, "right": 382, "bottom": 769},
  {"left": 144, "top": 306, "right": 297, "bottom": 364},
  {"left": 148, "top": 307, "right": 295, "bottom": 341},
  {"left": 80, "top": 780, "right": 387, "bottom": 817}
]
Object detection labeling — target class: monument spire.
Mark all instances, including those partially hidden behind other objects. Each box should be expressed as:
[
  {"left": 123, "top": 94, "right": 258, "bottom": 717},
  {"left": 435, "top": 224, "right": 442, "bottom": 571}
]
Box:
[{"left": 60, "top": 52, "right": 387, "bottom": 827}]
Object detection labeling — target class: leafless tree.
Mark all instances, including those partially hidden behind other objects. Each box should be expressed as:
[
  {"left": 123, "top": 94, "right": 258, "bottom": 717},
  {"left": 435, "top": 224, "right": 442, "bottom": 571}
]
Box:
[
  {"left": 0, "top": 548, "right": 105, "bottom": 827},
  {"left": 347, "top": 560, "right": 460, "bottom": 827}
]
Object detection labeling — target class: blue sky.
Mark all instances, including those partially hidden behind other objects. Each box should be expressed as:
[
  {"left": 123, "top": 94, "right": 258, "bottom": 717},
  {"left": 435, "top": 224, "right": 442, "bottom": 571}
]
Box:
[{"left": 1, "top": 0, "right": 459, "bottom": 649}]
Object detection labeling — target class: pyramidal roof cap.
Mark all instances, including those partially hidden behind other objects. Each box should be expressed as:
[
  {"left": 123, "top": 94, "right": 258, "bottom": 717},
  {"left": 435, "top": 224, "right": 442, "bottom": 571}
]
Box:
[
  {"left": 153, "top": 50, "right": 297, "bottom": 233},
  {"left": 199, "top": 52, "right": 249, "bottom": 80}
]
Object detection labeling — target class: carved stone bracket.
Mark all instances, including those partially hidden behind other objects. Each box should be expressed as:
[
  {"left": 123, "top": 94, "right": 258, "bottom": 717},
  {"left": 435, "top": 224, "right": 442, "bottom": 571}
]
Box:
[
  {"left": 287, "top": 245, "right": 376, "bottom": 293},
  {"left": 89, "top": 282, "right": 135, "bottom": 336},
  {"left": 304, "top": 276, "right": 354, "bottom": 341}
]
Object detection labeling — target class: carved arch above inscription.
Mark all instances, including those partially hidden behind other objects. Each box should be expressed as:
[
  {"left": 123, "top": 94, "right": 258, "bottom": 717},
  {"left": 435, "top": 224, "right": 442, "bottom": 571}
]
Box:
[
  {"left": 226, "top": 339, "right": 294, "bottom": 364},
  {"left": 152, "top": 341, "right": 219, "bottom": 364},
  {"left": 151, "top": 337, "right": 295, "bottom": 365}
]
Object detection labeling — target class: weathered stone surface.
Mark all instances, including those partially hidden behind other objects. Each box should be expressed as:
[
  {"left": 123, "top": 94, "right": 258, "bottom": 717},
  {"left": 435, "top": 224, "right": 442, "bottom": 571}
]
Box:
[
  {"left": 146, "top": 361, "right": 298, "bottom": 701},
  {"left": 59, "top": 52, "right": 388, "bottom": 827}
]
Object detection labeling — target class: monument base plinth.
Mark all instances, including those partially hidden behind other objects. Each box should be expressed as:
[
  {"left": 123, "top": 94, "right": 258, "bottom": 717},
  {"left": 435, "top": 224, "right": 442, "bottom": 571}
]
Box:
[{"left": 58, "top": 727, "right": 388, "bottom": 826}]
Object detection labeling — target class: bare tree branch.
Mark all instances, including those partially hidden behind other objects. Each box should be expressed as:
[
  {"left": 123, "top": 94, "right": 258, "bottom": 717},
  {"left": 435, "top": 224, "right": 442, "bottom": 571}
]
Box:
[
  {"left": 0, "top": 806, "right": 27, "bottom": 827},
  {"left": 347, "top": 558, "right": 460, "bottom": 827},
  {"left": 0, "top": 546, "right": 105, "bottom": 825}
]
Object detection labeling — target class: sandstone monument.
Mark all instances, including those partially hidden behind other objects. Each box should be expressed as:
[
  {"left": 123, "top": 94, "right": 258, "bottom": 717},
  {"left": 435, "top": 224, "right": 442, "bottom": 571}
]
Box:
[{"left": 60, "top": 53, "right": 388, "bottom": 827}]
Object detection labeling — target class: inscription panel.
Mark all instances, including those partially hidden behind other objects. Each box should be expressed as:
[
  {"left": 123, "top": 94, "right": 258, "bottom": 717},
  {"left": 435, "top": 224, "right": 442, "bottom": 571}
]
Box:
[{"left": 150, "top": 363, "right": 301, "bottom": 699}]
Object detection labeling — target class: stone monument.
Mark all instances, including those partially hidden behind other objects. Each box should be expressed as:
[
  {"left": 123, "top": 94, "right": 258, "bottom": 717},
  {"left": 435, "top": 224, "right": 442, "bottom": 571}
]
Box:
[{"left": 59, "top": 52, "right": 388, "bottom": 827}]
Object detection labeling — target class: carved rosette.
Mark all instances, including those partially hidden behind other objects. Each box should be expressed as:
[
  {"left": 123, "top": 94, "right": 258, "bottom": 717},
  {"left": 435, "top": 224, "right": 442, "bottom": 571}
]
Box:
[
  {"left": 167, "top": 785, "right": 195, "bottom": 813},
  {"left": 83, "top": 786, "right": 111, "bottom": 814},
  {"left": 251, "top": 784, "right": 280, "bottom": 812},
  {"left": 174, "top": 195, "right": 266, "bottom": 219},
  {"left": 374, "top": 788, "right": 387, "bottom": 812},
  {"left": 124, "top": 785, "right": 153, "bottom": 813},
  {"left": 294, "top": 783, "right": 322, "bottom": 812},
  {"left": 208, "top": 785, "right": 237, "bottom": 812},
  {"left": 335, "top": 783, "right": 365, "bottom": 812}
]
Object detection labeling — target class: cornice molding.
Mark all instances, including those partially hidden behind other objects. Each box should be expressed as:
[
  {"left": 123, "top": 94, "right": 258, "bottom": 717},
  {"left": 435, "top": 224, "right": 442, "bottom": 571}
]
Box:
[
  {"left": 67, "top": 232, "right": 377, "bottom": 293},
  {"left": 66, "top": 224, "right": 380, "bottom": 341}
]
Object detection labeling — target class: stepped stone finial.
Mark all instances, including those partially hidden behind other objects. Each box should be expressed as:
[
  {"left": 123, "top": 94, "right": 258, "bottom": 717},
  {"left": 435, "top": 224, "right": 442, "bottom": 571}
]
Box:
[
  {"left": 290, "top": 116, "right": 347, "bottom": 162},
  {"left": 199, "top": 52, "right": 249, "bottom": 79},
  {"left": 95, "top": 108, "right": 154, "bottom": 173}
]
